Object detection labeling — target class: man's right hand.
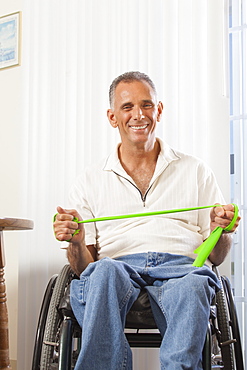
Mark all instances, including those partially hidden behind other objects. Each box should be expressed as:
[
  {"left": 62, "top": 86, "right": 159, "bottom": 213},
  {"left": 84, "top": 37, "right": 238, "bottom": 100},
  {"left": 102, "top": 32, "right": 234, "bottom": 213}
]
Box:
[{"left": 53, "top": 206, "right": 85, "bottom": 244}]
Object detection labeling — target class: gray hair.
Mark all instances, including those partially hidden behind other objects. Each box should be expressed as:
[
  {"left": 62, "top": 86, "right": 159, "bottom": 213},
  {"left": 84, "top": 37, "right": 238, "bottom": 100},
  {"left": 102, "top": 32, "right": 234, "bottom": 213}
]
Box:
[{"left": 109, "top": 71, "right": 157, "bottom": 108}]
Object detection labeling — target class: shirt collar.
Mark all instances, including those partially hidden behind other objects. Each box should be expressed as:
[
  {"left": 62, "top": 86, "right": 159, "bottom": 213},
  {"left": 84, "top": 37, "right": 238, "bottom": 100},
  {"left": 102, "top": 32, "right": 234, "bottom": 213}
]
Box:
[{"left": 103, "top": 138, "right": 181, "bottom": 175}]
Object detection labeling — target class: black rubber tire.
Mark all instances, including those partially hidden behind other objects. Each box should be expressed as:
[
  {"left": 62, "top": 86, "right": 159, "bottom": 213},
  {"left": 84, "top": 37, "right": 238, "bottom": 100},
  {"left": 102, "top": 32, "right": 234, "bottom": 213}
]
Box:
[
  {"left": 212, "top": 264, "right": 236, "bottom": 370},
  {"left": 216, "top": 283, "right": 234, "bottom": 369},
  {"left": 40, "top": 265, "right": 74, "bottom": 370},
  {"left": 32, "top": 274, "right": 58, "bottom": 370},
  {"left": 221, "top": 276, "right": 244, "bottom": 370}
]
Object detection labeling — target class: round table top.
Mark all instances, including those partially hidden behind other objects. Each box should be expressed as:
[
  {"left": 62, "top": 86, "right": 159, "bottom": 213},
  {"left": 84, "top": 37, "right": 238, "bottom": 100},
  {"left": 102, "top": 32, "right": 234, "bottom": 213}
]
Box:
[{"left": 0, "top": 218, "right": 34, "bottom": 231}]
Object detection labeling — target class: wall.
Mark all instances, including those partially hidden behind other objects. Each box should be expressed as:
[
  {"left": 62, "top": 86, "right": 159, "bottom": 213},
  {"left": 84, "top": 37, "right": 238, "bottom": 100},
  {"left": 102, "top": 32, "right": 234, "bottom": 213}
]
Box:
[{"left": 0, "top": 1, "right": 23, "bottom": 368}]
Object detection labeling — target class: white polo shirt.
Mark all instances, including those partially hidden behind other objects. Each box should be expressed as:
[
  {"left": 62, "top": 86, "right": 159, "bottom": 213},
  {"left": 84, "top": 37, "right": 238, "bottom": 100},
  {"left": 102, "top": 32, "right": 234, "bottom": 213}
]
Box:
[{"left": 69, "top": 138, "right": 225, "bottom": 261}]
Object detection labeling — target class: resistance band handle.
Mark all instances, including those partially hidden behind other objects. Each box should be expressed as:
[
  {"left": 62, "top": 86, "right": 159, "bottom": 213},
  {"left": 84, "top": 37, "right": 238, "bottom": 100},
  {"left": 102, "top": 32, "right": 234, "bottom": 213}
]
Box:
[{"left": 192, "top": 203, "right": 238, "bottom": 267}]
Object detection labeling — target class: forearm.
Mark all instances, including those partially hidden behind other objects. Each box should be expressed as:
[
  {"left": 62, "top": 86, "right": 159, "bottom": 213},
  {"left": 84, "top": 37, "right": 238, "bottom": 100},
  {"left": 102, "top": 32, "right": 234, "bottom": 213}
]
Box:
[
  {"left": 67, "top": 241, "right": 95, "bottom": 276},
  {"left": 208, "top": 233, "right": 233, "bottom": 266}
]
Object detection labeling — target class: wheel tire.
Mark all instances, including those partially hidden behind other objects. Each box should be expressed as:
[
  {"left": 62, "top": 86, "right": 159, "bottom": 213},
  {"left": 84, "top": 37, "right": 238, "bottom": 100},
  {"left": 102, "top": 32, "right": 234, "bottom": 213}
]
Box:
[
  {"left": 221, "top": 276, "right": 244, "bottom": 370},
  {"left": 212, "top": 266, "right": 235, "bottom": 369},
  {"left": 216, "top": 282, "right": 234, "bottom": 369},
  {"left": 40, "top": 265, "right": 74, "bottom": 370},
  {"left": 32, "top": 274, "right": 58, "bottom": 370}
]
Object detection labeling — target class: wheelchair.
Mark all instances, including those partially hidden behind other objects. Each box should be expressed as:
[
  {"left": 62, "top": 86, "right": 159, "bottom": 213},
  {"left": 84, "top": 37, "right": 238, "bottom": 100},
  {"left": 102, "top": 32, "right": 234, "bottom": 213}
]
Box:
[{"left": 32, "top": 263, "right": 244, "bottom": 370}]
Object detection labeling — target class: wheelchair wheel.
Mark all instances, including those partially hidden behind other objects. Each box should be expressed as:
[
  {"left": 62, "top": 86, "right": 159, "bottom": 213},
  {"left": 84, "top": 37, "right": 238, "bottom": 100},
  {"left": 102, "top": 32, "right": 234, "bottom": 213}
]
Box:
[
  {"left": 216, "top": 280, "right": 234, "bottom": 370},
  {"left": 213, "top": 268, "right": 244, "bottom": 370},
  {"left": 221, "top": 276, "right": 244, "bottom": 370},
  {"left": 40, "top": 265, "right": 74, "bottom": 370},
  {"left": 32, "top": 274, "right": 58, "bottom": 370}
]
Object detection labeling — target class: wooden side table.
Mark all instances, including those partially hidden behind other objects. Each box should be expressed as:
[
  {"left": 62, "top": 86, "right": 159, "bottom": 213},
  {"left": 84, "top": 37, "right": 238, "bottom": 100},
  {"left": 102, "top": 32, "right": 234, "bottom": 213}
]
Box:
[{"left": 0, "top": 218, "right": 34, "bottom": 370}]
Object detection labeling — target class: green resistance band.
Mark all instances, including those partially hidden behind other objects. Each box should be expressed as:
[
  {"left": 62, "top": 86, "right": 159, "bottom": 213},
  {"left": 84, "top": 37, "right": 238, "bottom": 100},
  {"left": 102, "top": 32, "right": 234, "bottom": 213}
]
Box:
[
  {"left": 192, "top": 203, "right": 238, "bottom": 267},
  {"left": 54, "top": 203, "right": 238, "bottom": 267}
]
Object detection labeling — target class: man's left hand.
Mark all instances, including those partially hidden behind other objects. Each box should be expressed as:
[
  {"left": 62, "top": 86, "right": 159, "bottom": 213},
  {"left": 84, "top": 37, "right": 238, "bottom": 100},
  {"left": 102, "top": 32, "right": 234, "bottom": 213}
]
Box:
[{"left": 210, "top": 203, "right": 241, "bottom": 233}]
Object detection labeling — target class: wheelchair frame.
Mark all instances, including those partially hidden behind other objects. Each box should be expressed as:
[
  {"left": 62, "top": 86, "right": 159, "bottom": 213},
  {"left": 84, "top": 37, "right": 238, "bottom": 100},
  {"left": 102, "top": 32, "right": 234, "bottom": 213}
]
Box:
[{"left": 32, "top": 264, "right": 244, "bottom": 370}]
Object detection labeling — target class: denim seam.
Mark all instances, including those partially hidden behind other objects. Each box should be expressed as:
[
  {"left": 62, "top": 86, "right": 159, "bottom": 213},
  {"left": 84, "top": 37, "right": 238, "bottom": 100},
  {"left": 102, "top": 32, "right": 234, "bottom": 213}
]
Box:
[
  {"left": 158, "top": 286, "right": 169, "bottom": 370},
  {"left": 121, "top": 337, "right": 128, "bottom": 369},
  {"left": 158, "top": 286, "right": 168, "bottom": 322},
  {"left": 119, "top": 284, "right": 135, "bottom": 310},
  {"left": 78, "top": 277, "right": 90, "bottom": 304}
]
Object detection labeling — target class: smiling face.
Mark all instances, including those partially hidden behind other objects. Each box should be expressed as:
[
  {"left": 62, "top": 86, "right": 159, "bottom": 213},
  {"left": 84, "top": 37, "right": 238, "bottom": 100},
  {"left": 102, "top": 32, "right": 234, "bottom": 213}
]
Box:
[{"left": 107, "top": 80, "right": 163, "bottom": 149}]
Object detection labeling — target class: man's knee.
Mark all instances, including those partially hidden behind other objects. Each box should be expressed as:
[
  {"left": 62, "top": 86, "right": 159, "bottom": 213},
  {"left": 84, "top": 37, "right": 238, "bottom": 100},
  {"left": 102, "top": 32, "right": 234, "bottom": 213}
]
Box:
[
  {"left": 86, "top": 257, "right": 134, "bottom": 292},
  {"left": 183, "top": 272, "right": 216, "bottom": 303},
  {"left": 92, "top": 257, "right": 125, "bottom": 278},
  {"left": 83, "top": 257, "right": 118, "bottom": 277}
]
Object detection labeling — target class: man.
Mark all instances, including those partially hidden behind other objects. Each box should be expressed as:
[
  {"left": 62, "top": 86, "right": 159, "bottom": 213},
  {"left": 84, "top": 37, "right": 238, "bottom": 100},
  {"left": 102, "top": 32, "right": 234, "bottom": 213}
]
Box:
[{"left": 54, "top": 71, "right": 240, "bottom": 369}]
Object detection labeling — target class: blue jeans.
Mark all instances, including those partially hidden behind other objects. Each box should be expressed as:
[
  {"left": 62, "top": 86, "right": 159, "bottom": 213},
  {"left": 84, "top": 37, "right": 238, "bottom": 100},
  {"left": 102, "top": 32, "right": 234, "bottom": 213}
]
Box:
[{"left": 70, "top": 253, "right": 220, "bottom": 370}]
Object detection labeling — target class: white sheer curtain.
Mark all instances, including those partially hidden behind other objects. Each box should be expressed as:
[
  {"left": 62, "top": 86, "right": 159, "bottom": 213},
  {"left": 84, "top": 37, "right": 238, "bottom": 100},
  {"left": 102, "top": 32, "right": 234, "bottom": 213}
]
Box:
[{"left": 18, "top": 0, "right": 229, "bottom": 368}]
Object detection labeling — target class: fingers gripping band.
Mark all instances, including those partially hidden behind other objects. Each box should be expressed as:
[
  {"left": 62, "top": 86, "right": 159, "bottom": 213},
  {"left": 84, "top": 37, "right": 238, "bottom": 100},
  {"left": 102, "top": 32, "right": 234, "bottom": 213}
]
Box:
[
  {"left": 192, "top": 203, "right": 238, "bottom": 267},
  {"left": 224, "top": 203, "right": 239, "bottom": 232},
  {"left": 54, "top": 203, "right": 238, "bottom": 267},
  {"left": 53, "top": 213, "right": 80, "bottom": 242}
]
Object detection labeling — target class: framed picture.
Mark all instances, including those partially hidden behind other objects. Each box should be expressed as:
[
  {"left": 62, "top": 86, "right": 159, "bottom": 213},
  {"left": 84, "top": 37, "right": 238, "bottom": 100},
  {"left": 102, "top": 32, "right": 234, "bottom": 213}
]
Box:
[{"left": 0, "top": 12, "right": 21, "bottom": 70}]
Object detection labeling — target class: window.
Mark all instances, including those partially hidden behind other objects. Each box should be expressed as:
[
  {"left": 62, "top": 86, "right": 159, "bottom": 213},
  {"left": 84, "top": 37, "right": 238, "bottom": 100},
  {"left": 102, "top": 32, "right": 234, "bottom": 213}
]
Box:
[{"left": 229, "top": 0, "right": 247, "bottom": 362}]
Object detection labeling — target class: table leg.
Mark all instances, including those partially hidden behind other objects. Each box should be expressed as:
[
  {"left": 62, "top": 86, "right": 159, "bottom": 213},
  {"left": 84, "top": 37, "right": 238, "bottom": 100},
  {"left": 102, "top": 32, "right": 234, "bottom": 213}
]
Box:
[{"left": 0, "top": 231, "right": 12, "bottom": 369}]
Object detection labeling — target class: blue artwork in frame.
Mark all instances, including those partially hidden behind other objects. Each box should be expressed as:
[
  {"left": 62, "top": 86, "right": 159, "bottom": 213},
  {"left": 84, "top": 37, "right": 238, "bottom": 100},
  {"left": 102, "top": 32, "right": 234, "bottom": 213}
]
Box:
[{"left": 0, "top": 12, "right": 21, "bottom": 70}]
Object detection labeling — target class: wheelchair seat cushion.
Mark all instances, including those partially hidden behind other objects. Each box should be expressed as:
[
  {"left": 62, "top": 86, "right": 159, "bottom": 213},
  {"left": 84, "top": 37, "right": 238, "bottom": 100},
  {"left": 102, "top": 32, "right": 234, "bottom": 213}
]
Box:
[
  {"left": 125, "top": 290, "right": 157, "bottom": 329},
  {"left": 59, "top": 285, "right": 157, "bottom": 329}
]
